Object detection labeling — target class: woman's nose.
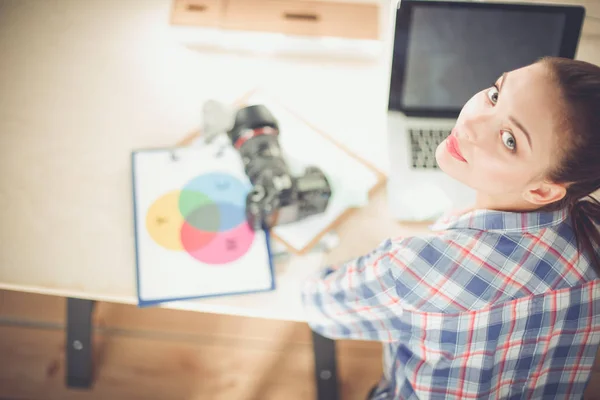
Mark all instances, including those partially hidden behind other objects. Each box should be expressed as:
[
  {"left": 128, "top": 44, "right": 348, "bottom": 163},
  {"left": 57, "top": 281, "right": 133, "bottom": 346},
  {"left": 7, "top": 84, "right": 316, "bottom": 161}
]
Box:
[{"left": 462, "top": 112, "right": 492, "bottom": 144}]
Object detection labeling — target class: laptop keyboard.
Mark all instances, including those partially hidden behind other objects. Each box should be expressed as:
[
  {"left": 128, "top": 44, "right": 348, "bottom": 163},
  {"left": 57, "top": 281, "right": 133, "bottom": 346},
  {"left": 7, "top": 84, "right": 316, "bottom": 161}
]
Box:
[{"left": 409, "top": 128, "right": 451, "bottom": 169}]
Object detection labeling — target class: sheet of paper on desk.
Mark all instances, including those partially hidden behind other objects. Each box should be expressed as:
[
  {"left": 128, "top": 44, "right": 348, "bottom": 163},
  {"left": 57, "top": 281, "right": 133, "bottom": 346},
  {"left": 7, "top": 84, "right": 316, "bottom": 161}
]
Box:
[
  {"left": 247, "top": 93, "right": 379, "bottom": 251},
  {"left": 131, "top": 147, "right": 274, "bottom": 307},
  {"left": 193, "top": 91, "right": 380, "bottom": 253}
]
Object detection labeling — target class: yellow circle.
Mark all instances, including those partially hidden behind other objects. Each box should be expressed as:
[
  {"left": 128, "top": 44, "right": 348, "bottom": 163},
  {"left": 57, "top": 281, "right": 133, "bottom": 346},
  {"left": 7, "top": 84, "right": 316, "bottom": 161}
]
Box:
[{"left": 145, "top": 190, "right": 184, "bottom": 251}]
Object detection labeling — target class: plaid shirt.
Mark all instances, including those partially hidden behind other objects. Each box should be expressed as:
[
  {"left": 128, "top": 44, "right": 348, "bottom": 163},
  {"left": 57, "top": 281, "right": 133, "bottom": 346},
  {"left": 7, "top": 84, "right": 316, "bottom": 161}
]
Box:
[{"left": 301, "top": 208, "right": 600, "bottom": 399}]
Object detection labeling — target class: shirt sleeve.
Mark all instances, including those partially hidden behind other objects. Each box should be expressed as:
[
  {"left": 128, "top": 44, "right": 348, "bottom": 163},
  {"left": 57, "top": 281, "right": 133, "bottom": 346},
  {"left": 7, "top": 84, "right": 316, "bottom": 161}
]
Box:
[
  {"left": 301, "top": 232, "right": 511, "bottom": 341},
  {"left": 301, "top": 238, "right": 407, "bottom": 342}
]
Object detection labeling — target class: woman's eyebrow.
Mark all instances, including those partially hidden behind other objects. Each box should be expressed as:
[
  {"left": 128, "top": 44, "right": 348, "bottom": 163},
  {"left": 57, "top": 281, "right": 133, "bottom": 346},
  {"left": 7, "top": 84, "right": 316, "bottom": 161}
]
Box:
[
  {"left": 509, "top": 116, "right": 532, "bottom": 150},
  {"left": 499, "top": 72, "right": 533, "bottom": 151}
]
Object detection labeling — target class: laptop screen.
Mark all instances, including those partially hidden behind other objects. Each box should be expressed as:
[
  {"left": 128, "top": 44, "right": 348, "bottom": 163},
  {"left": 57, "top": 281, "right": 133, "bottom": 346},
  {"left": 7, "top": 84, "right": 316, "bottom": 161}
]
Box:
[{"left": 388, "top": 1, "right": 585, "bottom": 117}]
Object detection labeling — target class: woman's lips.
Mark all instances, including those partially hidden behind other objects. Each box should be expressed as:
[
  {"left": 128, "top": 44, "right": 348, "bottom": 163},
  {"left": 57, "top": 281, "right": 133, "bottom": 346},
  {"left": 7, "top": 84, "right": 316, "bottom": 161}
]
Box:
[{"left": 446, "top": 130, "right": 467, "bottom": 163}]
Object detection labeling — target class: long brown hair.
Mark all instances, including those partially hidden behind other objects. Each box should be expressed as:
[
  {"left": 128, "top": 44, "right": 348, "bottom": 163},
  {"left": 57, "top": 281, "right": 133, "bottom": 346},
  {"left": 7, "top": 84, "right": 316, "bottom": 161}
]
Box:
[{"left": 539, "top": 56, "right": 600, "bottom": 273}]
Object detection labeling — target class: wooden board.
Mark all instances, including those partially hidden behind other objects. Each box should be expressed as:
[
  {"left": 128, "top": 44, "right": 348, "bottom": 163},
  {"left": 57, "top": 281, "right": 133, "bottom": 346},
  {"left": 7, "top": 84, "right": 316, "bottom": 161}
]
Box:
[
  {"left": 170, "top": 0, "right": 380, "bottom": 40},
  {"left": 222, "top": 0, "right": 379, "bottom": 40},
  {"left": 0, "top": 289, "right": 383, "bottom": 400},
  {"left": 170, "top": 0, "right": 224, "bottom": 28}
]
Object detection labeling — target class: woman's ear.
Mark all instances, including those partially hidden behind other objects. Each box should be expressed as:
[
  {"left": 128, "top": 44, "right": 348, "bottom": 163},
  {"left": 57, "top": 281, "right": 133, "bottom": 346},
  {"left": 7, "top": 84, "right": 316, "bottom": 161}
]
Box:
[{"left": 523, "top": 181, "right": 567, "bottom": 206}]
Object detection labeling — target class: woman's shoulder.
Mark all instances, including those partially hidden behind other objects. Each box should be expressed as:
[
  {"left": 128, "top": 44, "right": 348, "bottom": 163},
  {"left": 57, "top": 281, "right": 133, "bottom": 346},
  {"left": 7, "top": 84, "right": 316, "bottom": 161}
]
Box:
[
  {"left": 386, "top": 228, "right": 479, "bottom": 260},
  {"left": 385, "top": 207, "right": 574, "bottom": 264}
]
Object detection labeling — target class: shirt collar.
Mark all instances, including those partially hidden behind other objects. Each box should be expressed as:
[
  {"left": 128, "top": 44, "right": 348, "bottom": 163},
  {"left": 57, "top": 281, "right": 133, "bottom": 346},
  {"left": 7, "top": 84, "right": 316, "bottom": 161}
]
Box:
[{"left": 430, "top": 207, "right": 570, "bottom": 233}]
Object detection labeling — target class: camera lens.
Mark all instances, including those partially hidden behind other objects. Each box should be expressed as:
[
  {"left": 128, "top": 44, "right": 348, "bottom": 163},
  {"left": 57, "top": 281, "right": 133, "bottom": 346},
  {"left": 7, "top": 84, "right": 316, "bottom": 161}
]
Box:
[{"left": 228, "top": 105, "right": 279, "bottom": 147}]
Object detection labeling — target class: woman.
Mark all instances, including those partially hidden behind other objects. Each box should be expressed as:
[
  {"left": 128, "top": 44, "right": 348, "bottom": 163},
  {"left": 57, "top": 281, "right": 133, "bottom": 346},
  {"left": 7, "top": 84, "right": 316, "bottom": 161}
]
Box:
[{"left": 301, "top": 57, "right": 600, "bottom": 399}]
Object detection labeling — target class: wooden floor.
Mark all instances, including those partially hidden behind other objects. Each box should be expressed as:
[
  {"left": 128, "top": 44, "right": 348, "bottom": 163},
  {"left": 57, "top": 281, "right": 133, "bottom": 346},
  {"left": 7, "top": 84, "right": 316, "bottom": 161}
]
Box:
[
  {"left": 0, "top": 289, "right": 383, "bottom": 400},
  {"left": 2, "top": 289, "right": 600, "bottom": 400}
]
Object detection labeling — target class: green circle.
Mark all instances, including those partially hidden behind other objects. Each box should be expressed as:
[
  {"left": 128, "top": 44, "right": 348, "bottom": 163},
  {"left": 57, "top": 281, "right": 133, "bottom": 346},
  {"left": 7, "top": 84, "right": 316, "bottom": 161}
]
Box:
[
  {"left": 178, "top": 190, "right": 213, "bottom": 218},
  {"left": 178, "top": 190, "right": 223, "bottom": 232}
]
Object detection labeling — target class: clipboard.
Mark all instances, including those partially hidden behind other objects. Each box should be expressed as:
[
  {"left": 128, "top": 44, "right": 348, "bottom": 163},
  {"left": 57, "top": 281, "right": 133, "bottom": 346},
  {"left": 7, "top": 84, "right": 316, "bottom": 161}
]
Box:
[
  {"left": 178, "top": 88, "right": 387, "bottom": 255},
  {"left": 131, "top": 145, "right": 276, "bottom": 307}
]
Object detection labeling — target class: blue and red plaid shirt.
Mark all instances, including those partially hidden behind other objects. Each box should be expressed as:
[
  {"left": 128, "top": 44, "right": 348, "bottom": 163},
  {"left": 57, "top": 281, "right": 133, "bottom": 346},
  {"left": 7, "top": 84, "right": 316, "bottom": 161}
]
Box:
[{"left": 302, "top": 207, "right": 600, "bottom": 399}]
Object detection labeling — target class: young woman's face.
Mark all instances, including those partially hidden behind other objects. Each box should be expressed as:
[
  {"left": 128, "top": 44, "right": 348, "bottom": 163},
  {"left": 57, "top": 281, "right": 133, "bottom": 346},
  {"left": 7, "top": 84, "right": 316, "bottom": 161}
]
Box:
[{"left": 436, "top": 63, "right": 563, "bottom": 198}]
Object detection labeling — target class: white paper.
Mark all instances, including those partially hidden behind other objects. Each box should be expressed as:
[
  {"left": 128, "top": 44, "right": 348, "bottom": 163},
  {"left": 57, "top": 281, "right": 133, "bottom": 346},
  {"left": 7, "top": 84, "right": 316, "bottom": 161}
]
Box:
[
  {"left": 132, "top": 147, "right": 274, "bottom": 304},
  {"left": 242, "top": 93, "right": 380, "bottom": 251}
]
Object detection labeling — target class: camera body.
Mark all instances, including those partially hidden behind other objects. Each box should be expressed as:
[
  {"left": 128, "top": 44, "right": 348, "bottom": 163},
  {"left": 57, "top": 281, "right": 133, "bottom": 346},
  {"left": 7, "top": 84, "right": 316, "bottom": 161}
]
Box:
[{"left": 226, "top": 104, "right": 332, "bottom": 230}]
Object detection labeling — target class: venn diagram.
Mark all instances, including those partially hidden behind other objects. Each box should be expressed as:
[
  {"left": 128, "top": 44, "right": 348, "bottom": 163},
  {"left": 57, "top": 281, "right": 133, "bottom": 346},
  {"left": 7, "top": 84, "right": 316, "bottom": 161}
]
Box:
[{"left": 145, "top": 172, "right": 254, "bottom": 265}]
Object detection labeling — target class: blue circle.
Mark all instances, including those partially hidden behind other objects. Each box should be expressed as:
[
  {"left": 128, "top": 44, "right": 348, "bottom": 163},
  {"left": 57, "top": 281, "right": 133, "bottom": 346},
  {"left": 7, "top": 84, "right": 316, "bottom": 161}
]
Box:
[
  {"left": 217, "top": 203, "right": 247, "bottom": 231},
  {"left": 182, "top": 172, "right": 249, "bottom": 210}
]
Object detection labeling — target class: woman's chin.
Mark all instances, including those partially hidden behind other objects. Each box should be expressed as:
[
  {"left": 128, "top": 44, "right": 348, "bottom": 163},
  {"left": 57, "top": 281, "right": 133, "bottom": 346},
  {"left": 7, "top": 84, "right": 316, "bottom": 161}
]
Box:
[{"left": 436, "top": 149, "right": 468, "bottom": 184}]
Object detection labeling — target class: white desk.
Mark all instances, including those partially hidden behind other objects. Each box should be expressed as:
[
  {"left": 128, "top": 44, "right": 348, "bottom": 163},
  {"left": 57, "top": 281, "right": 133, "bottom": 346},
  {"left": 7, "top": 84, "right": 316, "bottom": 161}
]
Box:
[
  {"left": 2, "top": 0, "right": 599, "bottom": 324},
  {"left": 1, "top": 0, "right": 598, "bottom": 397},
  {"left": 0, "top": 1, "right": 401, "bottom": 397},
  {"left": 0, "top": 0, "right": 394, "bottom": 316}
]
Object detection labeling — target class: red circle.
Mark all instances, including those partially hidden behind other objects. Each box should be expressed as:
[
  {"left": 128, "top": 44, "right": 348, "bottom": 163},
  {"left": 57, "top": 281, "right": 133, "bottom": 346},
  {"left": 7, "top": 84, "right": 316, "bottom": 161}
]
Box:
[
  {"left": 181, "top": 221, "right": 218, "bottom": 252},
  {"left": 185, "top": 222, "right": 255, "bottom": 265}
]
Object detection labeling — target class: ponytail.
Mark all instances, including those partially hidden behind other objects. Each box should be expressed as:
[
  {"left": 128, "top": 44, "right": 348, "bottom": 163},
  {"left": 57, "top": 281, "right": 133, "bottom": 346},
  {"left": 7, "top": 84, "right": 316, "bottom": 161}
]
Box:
[
  {"left": 570, "top": 196, "right": 600, "bottom": 274},
  {"left": 538, "top": 56, "right": 600, "bottom": 276}
]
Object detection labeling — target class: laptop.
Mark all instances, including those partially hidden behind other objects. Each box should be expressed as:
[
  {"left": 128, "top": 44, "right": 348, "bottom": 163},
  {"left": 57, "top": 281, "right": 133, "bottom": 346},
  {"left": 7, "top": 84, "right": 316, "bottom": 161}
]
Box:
[{"left": 384, "top": 0, "right": 585, "bottom": 221}]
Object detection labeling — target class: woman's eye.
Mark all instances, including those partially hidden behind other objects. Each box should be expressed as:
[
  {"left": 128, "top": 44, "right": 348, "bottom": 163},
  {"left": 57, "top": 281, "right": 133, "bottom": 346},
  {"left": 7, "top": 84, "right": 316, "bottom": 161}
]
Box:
[
  {"left": 487, "top": 86, "right": 499, "bottom": 105},
  {"left": 501, "top": 130, "right": 516, "bottom": 151}
]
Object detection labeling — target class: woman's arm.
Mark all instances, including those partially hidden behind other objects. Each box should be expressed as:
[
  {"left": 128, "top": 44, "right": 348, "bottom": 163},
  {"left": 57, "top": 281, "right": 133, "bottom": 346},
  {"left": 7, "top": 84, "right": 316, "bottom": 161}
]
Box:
[
  {"left": 301, "top": 231, "right": 506, "bottom": 341},
  {"left": 301, "top": 238, "right": 407, "bottom": 342}
]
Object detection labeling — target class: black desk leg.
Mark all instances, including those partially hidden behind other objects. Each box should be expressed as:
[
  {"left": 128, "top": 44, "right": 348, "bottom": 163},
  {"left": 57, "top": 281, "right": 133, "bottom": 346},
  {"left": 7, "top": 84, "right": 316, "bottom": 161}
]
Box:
[
  {"left": 66, "top": 298, "right": 95, "bottom": 388},
  {"left": 312, "top": 331, "right": 339, "bottom": 400}
]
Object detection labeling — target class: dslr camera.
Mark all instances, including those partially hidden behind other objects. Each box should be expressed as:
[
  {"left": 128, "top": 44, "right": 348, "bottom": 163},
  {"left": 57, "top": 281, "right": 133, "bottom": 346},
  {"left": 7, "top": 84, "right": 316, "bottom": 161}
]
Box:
[{"left": 226, "top": 104, "right": 332, "bottom": 231}]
